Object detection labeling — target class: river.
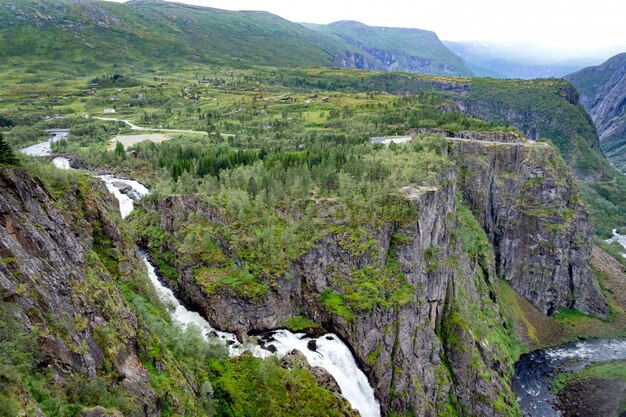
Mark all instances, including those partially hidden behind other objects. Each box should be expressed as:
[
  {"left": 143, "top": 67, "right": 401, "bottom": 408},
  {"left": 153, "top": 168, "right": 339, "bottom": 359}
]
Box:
[
  {"left": 44, "top": 152, "right": 380, "bottom": 417},
  {"left": 513, "top": 229, "right": 626, "bottom": 416},
  {"left": 513, "top": 339, "right": 626, "bottom": 416},
  {"left": 20, "top": 129, "right": 70, "bottom": 156}
]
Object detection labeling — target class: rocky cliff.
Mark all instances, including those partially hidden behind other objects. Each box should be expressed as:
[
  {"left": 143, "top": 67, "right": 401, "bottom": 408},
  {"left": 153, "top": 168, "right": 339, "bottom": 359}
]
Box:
[
  {"left": 0, "top": 167, "right": 369, "bottom": 416},
  {"left": 0, "top": 168, "right": 158, "bottom": 415},
  {"left": 448, "top": 139, "right": 608, "bottom": 317},
  {"left": 136, "top": 170, "right": 519, "bottom": 416},
  {"left": 565, "top": 53, "right": 626, "bottom": 172},
  {"left": 134, "top": 137, "right": 611, "bottom": 416}
]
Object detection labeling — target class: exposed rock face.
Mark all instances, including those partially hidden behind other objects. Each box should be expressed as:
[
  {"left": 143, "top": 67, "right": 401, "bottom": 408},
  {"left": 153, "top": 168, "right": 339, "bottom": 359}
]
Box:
[
  {"left": 139, "top": 169, "right": 517, "bottom": 416},
  {"left": 318, "top": 20, "right": 474, "bottom": 76},
  {"left": 448, "top": 140, "right": 608, "bottom": 317},
  {"left": 136, "top": 136, "right": 610, "bottom": 416},
  {"left": 0, "top": 168, "right": 157, "bottom": 414},
  {"left": 565, "top": 53, "right": 626, "bottom": 171}
]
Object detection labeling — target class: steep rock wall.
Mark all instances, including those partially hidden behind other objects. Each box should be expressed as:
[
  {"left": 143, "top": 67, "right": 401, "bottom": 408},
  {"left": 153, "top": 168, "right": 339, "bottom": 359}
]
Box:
[
  {"left": 448, "top": 140, "right": 608, "bottom": 317},
  {"left": 138, "top": 174, "right": 519, "bottom": 416},
  {"left": 0, "top": 168, "right": 158, "bottom": 414}
]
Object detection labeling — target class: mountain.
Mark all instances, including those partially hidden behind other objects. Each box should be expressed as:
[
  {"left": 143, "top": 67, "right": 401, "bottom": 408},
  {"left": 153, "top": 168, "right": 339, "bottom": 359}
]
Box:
[
  {"left": 304, "top": 20, "right": 474, "bottom": 76},
  {"left": 445, "top": 41, "right": 597, "bottom": 79},
  {"left": 565, "top": 53, "right": 626, "bottom": 171},
  {"left": 0, "top": 0, "right": 473, "bottom": 76},
  {"left": 0, "top": 0, "right": 352, "bottom": 70}
]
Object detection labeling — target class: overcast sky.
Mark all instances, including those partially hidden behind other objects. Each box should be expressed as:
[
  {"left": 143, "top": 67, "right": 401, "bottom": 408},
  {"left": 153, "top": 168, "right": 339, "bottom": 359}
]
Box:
[{"left": 111, "top": 0, "right": 626, "bottom": 60}]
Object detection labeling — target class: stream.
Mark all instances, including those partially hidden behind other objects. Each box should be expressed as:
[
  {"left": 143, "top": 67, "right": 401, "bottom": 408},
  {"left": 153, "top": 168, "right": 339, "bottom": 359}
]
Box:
[
  {"left": 514, "top": 229, "right": 626, "bottom": 416},
  {"left": 513, "top": 339, "right": 626, "bottom": 416},
  {"left": 39, "top": 150, "right": 380, "bottom": 417},
  {"left": 20, "top": 129, "right": 70, "bottom": 156}
]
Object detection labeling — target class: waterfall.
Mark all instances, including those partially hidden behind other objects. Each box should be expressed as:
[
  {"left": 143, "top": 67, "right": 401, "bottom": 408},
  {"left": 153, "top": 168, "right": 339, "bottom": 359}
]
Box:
[{"left": 97, "top": 172, "right": 381, "bottom": 417}]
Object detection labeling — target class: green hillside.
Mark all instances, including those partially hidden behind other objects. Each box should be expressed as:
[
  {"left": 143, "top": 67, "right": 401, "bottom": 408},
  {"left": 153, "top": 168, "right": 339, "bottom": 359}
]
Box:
[
  {"left": 0, "top": 0, "right": 358, "bottom": 71},
  {"left": 306, "top": 20, "right": 474, "bottom": 76},
  {"left": 248, "top": 68, "right": 626, "bottom": 236},
  {"left": 0, "top": 0, "right": 474, "bottom": 76}
]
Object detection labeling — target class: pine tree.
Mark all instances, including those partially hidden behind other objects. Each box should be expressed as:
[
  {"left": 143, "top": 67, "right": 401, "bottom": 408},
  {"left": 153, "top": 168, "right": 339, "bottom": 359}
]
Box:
[
  {"left": 0, "top": 132, "right": 18, "bottom": 165},
  {"left": 114, "top": 141, "right": 126, "bottom": 159}
]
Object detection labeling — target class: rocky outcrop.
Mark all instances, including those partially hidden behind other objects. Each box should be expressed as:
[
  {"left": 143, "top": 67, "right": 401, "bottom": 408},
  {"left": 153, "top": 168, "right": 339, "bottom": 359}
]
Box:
[
  {"left": 448, "top": 140, "right": 608, "bottom": 317},
  {"left": 318, "top": 20, "right": 474, "bottom": 76},
  {"left": 0, "top": 168, "right": 157, "bottom": 414}
]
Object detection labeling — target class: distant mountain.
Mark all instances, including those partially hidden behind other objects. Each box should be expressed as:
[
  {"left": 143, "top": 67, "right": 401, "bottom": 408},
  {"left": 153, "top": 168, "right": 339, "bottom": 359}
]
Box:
[
  {"left": 445, "top": 41, "right": 596, "bottom": 79},
  {"left": 0, "top": 0, "right": 473, "bottom": 77},
  {"left": 566, "top": 53, "right": 626, "bottom": 171},
  {"left": 305, "top": 21, "right": 474, "bottom": 76}
]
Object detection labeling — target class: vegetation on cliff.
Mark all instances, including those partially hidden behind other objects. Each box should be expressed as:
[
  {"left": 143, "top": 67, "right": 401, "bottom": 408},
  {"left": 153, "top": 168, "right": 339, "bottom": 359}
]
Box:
[{"left": 1, "top": 12, "right": 625, "bottom": 413}]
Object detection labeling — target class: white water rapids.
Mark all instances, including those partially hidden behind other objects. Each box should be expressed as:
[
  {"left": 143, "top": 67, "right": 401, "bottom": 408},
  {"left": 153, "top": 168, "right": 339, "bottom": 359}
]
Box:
[{"left": 47, "top": 150, "right": 380, "bottom": 417}]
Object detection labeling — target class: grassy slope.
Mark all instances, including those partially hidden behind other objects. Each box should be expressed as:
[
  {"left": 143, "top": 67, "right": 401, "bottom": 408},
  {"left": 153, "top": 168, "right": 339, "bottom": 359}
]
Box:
[
  {"left": 240, "top": 67, "right": 626, "bottom": 236},
  {"left": 0, "top": 0, "right": 351, "bottom": 71},
  {"left": 553, "top": 361, "right": 626, "bottom": 417}
]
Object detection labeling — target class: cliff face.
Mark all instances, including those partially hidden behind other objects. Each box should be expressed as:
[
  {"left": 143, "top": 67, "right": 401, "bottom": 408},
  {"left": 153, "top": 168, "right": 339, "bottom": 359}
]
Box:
[
  {"left": 0, "top": 168, "right": 158, "bottom": 415},
  {"left": 565, "top": 53, "right": 626, "bottom": 171},
  {"left": 135, "top": 137, "right": 609, "bottom": 416},
  {"left": 449, "top": 140, "right": 608, "bottom": 317},
  {"left": 0, "top": 167, "right": 383, "bottom": 417}
]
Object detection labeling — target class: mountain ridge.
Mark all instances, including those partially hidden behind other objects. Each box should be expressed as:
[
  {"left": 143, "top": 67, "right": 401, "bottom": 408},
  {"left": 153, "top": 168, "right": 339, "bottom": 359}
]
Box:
[
  {"left": 0, "top": 0, "right": 473, "bottom": 76},
  {"left": 565, "top": 53, "right": 626, "bottom": 171}
]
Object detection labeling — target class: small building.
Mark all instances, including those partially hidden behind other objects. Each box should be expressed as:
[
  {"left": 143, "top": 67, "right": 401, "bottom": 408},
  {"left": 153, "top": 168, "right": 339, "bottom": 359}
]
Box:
[
  {"left": 30, "top": 94, "right": 39, "bottom": 98},
  {"left": 110, "top": 96, "right": 120, "bottom": 101},
  {"left": 83, "top": 89, "right": 93, "bottom": 95},
  {"left": 49, "top": 98, "right": 58, "bottom": 104},
  {"left": 103, "top": 108, "right": 116, "bottom": 114},
  {"left": 320, "top": 97, "right": 329, "bottom": 103},
  {"left": 18, "top": 100, "right": 27, "bottom": 105},
  {"left": 115, "top": 89, "right": 124, "bottom": 93}
]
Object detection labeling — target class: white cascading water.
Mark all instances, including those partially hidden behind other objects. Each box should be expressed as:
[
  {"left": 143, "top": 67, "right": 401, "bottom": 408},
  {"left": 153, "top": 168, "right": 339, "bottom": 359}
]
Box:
[
  {"left": 52, "top": 157, "right": 71, "bottom": 170},
  {"left": 266, "top": 330, "right": 381, "bottom": 417},
  {"left": 98, "top": 175, "right": 149, "bottom": 219},
  {"left": 43, "top": 150, "right": 380, "bottom": 417},
  {"left": 607, "top": 229, "right": 626, "bottom": 256}
]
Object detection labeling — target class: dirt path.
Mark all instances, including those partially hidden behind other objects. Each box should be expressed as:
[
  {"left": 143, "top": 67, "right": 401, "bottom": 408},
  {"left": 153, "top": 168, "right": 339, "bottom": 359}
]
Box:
[{"left": 108, "top": 133, "right": 173, "bottom": 150}]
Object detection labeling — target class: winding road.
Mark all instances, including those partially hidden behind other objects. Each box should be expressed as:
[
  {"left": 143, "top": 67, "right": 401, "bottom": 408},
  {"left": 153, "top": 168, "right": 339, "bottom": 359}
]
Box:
[{"left": 91, "top": 116, "right": 209, "bottom": 135}]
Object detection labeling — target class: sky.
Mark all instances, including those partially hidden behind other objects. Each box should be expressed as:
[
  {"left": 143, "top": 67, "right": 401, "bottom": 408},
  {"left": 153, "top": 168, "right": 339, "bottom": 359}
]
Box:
[{"left": 111, "top": 0, "right": 626, "bottom": 60}]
